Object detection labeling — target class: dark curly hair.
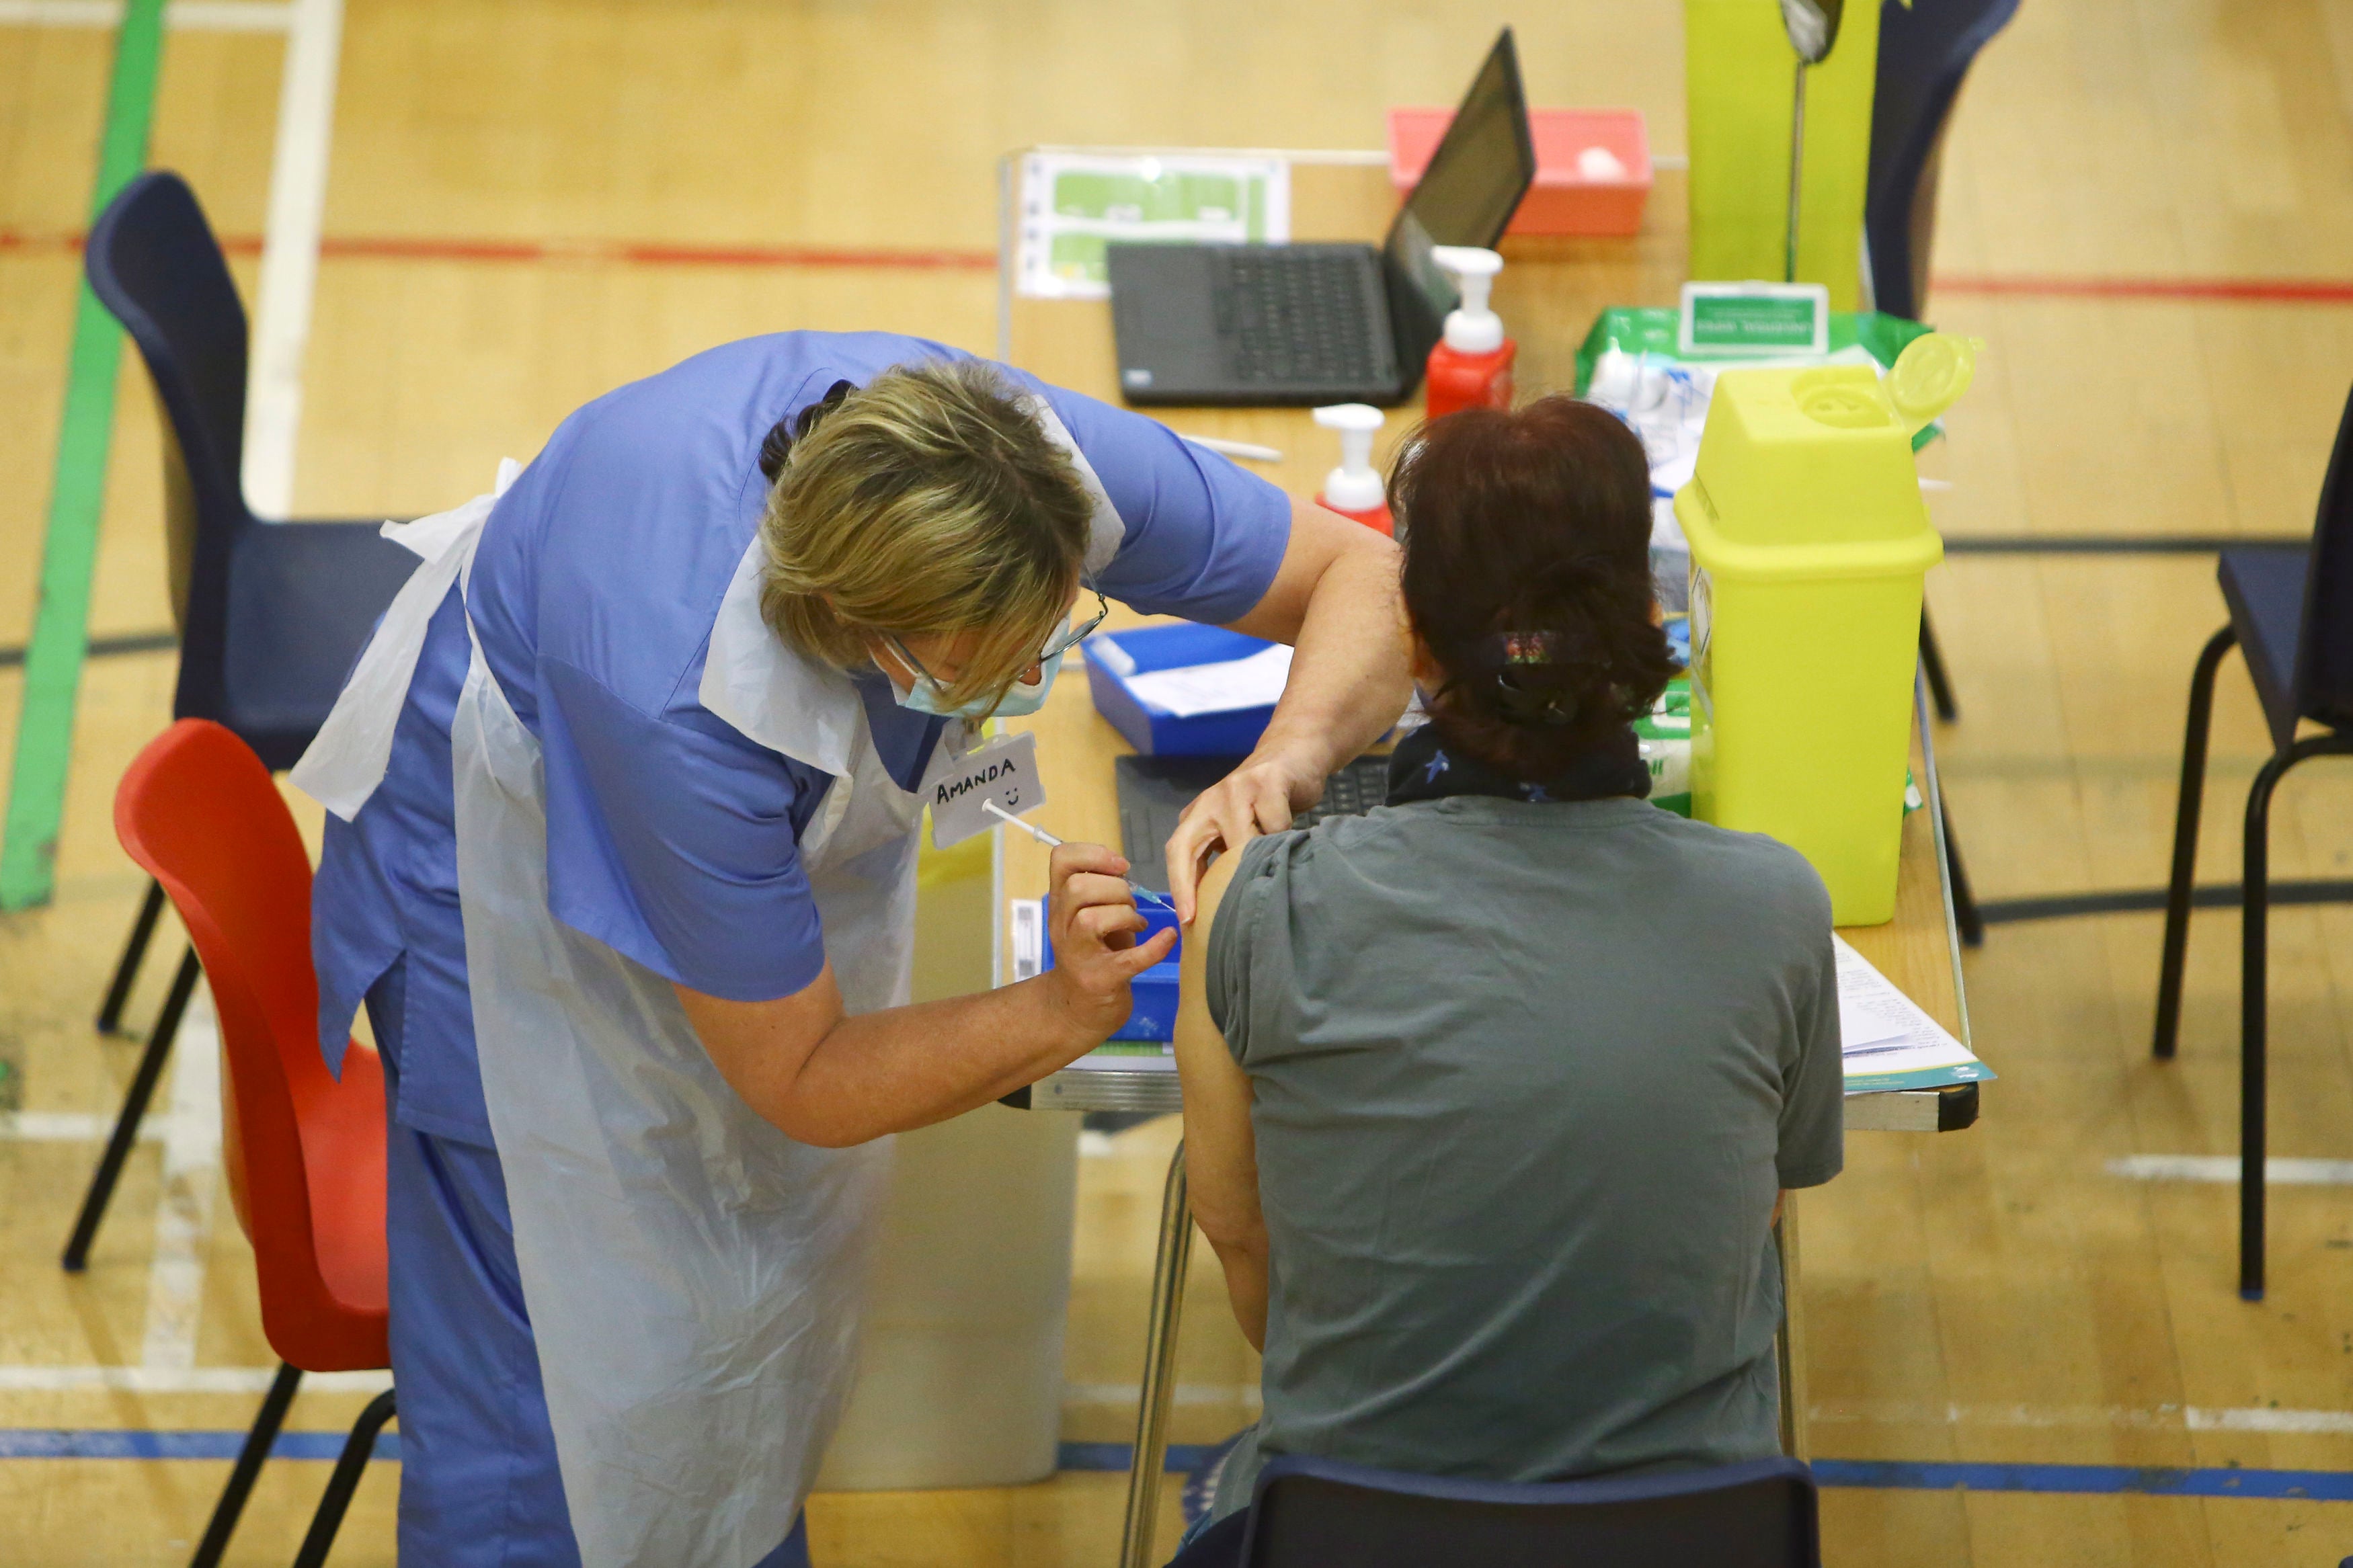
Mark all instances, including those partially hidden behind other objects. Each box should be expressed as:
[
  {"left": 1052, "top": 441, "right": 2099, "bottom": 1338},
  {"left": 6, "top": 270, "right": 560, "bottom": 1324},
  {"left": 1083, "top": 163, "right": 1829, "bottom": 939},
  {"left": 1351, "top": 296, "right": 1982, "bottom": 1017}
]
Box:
[{"left": 1392, "top": 396, "right": 1677, "bottom": 782}]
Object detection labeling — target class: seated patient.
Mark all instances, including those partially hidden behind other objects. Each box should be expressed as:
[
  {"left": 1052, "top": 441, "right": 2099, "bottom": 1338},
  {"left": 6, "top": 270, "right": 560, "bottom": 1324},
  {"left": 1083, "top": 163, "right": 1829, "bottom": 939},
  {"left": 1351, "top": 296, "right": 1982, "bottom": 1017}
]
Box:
[{"left": 1169, "top": 396, "right": 1844, "bottom": 1561}]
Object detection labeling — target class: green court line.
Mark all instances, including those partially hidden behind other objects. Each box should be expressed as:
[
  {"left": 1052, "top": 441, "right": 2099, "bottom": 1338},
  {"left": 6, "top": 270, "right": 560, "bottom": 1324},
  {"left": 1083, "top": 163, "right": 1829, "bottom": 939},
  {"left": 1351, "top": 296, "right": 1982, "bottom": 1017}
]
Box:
[{"left": 0, "top": 0, "right": 170, "bottom": 911}]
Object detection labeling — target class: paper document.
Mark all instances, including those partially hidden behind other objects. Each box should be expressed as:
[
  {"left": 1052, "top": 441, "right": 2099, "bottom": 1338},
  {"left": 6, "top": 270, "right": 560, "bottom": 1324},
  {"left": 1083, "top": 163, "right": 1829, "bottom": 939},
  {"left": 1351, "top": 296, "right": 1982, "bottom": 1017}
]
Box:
[
  {"left": 1123, "top": 643, "right": 1293, "bottom": 718},
  {"left": 1016, "top": 151, "right": 1290, "bottom": 299},
  {"left": 1833, "top": 935, "right": 1994, "bottom": 1094}
]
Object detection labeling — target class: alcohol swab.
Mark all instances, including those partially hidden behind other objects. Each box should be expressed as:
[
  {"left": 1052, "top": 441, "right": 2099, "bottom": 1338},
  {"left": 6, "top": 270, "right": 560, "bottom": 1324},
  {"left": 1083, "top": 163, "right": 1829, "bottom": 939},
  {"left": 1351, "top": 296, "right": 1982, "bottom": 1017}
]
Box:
[
  {"left": 1178, "top": 433, "right": 1283, "bottom": 463},
  {"left": 983, "top": 798, "right": 1174, "bottom": 909}
]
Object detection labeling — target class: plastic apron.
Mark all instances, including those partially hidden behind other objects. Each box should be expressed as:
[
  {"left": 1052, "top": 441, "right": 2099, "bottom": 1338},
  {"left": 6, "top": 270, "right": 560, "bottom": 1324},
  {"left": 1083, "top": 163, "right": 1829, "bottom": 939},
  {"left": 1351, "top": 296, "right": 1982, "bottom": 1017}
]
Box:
[
  {"left": 293, "top": 395, "right": 1123, "bottom": 1567},
  {"left": 298, "top": 477, "right": 919, "bottom": 1565}
]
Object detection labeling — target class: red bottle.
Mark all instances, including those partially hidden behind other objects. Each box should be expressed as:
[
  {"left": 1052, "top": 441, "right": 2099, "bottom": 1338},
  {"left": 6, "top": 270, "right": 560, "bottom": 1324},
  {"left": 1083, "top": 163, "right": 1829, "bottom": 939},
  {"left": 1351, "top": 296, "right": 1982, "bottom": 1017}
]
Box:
[{"left": 1423, "top": 245, "right": 1515, "bottom": 422}]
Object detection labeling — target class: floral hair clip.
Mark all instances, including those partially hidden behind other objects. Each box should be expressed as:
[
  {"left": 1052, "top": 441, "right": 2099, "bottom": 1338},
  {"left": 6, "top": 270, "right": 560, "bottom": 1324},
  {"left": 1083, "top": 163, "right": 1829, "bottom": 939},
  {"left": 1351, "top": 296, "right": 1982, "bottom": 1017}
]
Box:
[{"left": 1494, "top": 631, "right": 1560, "bottom": 667}]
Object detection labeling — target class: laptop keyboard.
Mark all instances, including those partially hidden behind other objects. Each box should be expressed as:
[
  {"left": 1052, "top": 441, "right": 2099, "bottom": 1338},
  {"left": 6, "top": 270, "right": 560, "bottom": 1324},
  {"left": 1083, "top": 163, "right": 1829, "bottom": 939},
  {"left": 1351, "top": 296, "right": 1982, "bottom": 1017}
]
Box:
[
  {"left": 1292, "top": 755, "right": 1392, "bottom": 829},
  {"left": 1115, "top": 753, "right": 1396, "bottom": 893},
  {"left": 1219, "top": 250, "right": 1382, "bottom": 385}
]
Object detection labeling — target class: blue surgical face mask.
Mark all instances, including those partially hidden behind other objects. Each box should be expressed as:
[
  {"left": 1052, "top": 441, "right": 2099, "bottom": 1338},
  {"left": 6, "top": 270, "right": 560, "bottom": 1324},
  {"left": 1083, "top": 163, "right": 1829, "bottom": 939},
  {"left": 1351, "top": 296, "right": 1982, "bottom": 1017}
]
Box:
[
  {"left": 890, "top": 652, "right": 1060, "bottom": 720},
  {"left": 881, "top": 588, "right": 1105, "bottom": 721}
]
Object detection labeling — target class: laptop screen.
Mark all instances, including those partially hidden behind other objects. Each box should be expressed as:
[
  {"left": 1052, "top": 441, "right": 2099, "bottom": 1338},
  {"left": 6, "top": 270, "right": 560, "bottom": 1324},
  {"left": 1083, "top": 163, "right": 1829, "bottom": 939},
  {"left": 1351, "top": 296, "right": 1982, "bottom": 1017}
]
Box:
[{"left": 1386, "top": 28, "right": 1537, "bottom": 327}]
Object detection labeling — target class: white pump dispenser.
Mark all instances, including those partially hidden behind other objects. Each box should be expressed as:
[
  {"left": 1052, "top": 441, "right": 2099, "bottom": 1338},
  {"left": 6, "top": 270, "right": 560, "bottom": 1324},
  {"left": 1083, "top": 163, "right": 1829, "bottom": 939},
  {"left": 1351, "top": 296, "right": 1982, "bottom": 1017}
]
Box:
[
  {"left": 1312, "top": 404, "right": 1386, "bottom": 514},
  {"left": 1430, "top": 245, "right": 1505, "bottom": 354}
]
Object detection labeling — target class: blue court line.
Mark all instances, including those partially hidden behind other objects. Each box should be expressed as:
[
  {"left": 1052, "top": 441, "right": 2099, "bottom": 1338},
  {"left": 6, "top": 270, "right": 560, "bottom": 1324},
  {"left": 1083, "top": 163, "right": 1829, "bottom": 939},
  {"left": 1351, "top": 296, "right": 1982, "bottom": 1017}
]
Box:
[
  {"left": 0, "top": 1430, "right": 398, "bottom": 1461},
  {"left": 1810, "top": 1458, "right": 2353, "bottom": 1501},
  {"left": 4, "top": 1433, "right": 2351, "bottom": 1502},
  {"left": 1057, "top": 1441, "right": 1216, "bottom": 1474}
]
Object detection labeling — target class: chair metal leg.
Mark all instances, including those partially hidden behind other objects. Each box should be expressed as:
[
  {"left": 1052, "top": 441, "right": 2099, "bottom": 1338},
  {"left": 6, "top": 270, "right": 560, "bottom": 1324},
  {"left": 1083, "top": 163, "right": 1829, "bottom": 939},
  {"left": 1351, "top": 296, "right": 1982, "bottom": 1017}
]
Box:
[
  {"left": 97, "top": 878, "right": 167, "bottom": 1035},
  {"left": 188, "top": 1362, "right": 302, "bottom": 1568},
  {"left": 1119, "top": 1141, "right": 1195, "bottom": 1568},
  {"left": 291, "top": 1387, "right": 397, "bottom": 1568},
  {"left": 2241, "top": 753, "right": 2284, "bottom": 1301},
  {"left": 1940, "top": 801, "right": 1984, "bottom": 949},
  {"left": 1920, "top": 612, "right": 1959, "bottom": 723},
  {"left": 2236, "top": 732, "right": 2353, "bottom": 1303},
  {"left": 1773, "top": 1194, "right": 1807, "bottom": 1461},
  {"left": 63, "top": 945, "right": 200, "bottom": 1271},
  {"left": 2155, "top": 626, "right": 2238, "bottom": 1061}
]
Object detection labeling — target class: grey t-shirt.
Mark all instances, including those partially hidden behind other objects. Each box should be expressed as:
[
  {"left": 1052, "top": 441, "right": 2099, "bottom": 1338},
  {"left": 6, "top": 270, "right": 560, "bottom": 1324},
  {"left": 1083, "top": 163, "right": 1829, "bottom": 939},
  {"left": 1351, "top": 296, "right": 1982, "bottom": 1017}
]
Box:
[{"left": 1204, "top": 793, "right": 1842, "bottom": 1516}]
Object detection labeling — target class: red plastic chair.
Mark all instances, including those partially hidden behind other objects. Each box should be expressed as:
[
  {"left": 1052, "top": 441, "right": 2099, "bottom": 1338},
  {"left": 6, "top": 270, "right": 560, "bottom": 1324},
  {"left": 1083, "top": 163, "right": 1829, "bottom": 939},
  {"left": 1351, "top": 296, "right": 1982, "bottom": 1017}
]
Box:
[{"left": 113, "top": 719, "right": 393, "bottom": 1568}]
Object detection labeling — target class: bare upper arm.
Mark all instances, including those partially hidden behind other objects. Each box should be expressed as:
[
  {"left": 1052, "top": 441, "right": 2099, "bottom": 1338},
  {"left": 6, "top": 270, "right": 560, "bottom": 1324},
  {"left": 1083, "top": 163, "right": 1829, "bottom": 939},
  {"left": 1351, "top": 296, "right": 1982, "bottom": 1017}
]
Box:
[
  {"left": 1175, "top": 850, "right": 1263, "bottom": 1245},
  {"left": 1222, "top": 495, "right": 1397, "bottom": 644}
]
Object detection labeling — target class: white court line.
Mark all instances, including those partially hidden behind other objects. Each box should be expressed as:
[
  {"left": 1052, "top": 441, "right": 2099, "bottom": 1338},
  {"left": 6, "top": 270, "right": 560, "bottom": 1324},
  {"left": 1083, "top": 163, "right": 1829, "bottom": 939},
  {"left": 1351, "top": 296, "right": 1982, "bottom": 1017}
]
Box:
[
  {"left": 1064, "top": 1382, "right": 1263, "bottom": 1410},
  {"left": 2191, "top": 1407, "right": 2353, "bottom": 1435},
  {"left": 0, "top": 1112, "right": 163, "bottom": 1141},
  {"left": 0, "top": 0, "right": 291, "bottom": 29},
  {"left": 124, "top": 0, "right": 340, "bottom": 1372},
  {"left": 0, "top": 1366, "right": 390, "bottom": 1394},
  {"left": 1808, "top": 1399, "right": 2353, "bottom": 1436},
  {"left": 2108, "top": 1155, "right": 2353, "bottom": 1185},
  {"left": 240, "top": 0, "right": 342, "bottom": 518},
  {"left": 1066, "top": 1386, "right": 2350, "bottom": 1434},
  {"left": 139, "top": 985, "right": 221, "bottom": 1370}
]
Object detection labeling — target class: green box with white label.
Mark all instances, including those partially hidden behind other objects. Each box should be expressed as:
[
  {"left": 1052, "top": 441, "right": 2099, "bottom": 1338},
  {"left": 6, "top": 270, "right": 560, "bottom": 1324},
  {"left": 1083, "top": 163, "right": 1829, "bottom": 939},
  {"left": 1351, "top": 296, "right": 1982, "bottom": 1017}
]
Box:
[{"left": 1677, "top": 281, "right": 1829, "bottom": 357}]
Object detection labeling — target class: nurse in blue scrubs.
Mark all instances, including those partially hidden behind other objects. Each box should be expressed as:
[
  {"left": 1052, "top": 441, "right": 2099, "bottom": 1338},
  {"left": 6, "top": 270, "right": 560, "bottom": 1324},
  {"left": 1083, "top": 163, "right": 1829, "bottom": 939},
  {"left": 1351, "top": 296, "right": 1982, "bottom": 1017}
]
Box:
[{"left": 291, "top": 333, "right": 1406, "bottom": 1566}]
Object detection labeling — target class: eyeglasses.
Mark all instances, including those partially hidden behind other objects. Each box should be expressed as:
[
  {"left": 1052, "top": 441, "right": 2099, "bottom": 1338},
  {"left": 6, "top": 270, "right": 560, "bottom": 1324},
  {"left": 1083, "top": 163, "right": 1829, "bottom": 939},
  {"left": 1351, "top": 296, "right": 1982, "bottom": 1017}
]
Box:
[{"left": 883, "top": 587, "right": 1111, "bottom": 690}]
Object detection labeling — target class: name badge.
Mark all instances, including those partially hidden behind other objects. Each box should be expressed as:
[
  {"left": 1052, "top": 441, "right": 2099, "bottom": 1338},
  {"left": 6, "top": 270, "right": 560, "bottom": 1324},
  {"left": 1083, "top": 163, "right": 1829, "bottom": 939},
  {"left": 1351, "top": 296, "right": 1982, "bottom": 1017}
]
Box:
[{"left": 928, "top": 731, "right": 1045, "bottom": 848}]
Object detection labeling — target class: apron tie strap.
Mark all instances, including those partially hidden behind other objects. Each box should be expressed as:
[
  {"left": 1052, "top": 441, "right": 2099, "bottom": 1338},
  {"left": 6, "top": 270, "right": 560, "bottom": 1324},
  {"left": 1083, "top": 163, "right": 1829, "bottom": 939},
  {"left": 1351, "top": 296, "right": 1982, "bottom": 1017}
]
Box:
[{"left": 291, "top": 458, "right": 520, "bottom": 821}]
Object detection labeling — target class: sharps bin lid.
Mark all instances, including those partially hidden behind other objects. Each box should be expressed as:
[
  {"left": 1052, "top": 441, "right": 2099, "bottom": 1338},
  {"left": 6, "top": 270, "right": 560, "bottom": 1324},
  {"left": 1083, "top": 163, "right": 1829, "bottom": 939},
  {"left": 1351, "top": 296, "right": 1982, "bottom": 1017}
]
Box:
[{"left": 1887, "top": 333, "right": 1982, "bottom": 438}]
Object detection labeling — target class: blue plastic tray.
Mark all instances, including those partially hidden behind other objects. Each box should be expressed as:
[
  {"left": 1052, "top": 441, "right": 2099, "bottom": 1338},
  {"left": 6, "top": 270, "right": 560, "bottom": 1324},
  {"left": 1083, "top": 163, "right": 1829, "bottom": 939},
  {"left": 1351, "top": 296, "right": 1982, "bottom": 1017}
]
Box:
[
  {"left": 1039, "top": 903, "right": 1182, "bottom": 1041},
  {"left": 1081, "top": 623, "right": 1279, "bottom": 757}
]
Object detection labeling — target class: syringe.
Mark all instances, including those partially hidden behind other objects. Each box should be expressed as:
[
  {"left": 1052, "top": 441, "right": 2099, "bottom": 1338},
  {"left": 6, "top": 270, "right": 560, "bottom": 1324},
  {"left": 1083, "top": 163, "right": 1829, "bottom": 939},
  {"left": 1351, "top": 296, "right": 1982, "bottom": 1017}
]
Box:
[{"left": 983, "top": 798, "right": 1175, "bottom": 911}]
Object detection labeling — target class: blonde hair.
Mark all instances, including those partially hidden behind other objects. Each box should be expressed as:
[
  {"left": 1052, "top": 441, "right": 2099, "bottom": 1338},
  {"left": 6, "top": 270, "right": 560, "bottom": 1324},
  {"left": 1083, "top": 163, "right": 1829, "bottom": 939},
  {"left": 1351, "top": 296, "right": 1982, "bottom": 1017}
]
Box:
[{"left": 758, "top": 360, "right": 1095, "bottom": 711}]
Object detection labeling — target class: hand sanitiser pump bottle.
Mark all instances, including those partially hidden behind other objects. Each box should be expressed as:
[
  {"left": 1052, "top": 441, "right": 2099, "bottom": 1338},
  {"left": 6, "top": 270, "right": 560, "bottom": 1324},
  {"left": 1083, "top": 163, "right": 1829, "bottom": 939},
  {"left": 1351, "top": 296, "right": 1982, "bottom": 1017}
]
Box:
[
  {"left": 1424, "top": 245, "right": 1515, "bottom": 421},
  {"left": 1312, "top": 403, "right": 1391, "bottom": 535}
]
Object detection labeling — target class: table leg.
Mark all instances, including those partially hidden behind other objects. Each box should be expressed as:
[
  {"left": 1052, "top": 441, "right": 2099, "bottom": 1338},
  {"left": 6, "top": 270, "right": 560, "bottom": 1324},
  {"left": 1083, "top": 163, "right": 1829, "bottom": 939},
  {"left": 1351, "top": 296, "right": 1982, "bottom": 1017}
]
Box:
[
  {"left": 1774, "top": 1191, "right": 1808, "bottom": 1460},
  {"left": 1119, "top": 1139, "right": 1194, "bottom": 1568}
]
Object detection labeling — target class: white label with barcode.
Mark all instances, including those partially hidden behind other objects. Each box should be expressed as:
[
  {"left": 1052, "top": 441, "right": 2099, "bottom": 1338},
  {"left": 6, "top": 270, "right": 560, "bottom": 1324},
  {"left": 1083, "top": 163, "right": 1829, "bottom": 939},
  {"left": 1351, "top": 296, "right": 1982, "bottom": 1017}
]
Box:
[{"left": 1010, "top": 898, "right": 1044, "bottom": 981}]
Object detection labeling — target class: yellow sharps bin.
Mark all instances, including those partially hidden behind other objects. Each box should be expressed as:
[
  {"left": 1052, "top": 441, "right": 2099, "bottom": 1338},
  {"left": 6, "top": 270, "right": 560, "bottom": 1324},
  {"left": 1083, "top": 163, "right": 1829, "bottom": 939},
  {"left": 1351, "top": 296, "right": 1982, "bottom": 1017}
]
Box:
[{"left": 1675, "top": 333, "right": 1979, "bottom": 925}]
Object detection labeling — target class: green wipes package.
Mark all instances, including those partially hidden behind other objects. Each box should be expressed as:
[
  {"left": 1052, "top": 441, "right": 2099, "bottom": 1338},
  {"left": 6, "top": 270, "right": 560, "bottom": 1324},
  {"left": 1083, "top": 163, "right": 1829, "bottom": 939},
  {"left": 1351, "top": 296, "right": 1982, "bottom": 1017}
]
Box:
[{"left": 1636, "top": 679, "right": 1692, "bottom": 816}]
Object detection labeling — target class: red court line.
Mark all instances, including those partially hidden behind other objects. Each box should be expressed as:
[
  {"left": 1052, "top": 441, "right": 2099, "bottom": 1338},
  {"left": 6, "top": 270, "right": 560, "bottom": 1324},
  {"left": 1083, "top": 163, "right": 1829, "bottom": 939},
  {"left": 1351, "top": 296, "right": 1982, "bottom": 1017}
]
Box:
[
  {"left": 7, "top": 226, "right": 2352, "bottom": 296},
  {"left": 0, "top": 228, "right": 998, "bottom": 270},
  {"left": 1931, "top": 273, "right": 2353, "bottom": 304}
]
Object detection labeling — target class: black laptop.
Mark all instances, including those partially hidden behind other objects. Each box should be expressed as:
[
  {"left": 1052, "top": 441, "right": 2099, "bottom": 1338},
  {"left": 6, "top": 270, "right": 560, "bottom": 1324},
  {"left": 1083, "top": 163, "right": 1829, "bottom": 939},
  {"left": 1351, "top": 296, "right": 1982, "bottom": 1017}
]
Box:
[
  {"left": 1106, "top": 28, "right": 1536, "bottom": 408},
  {"left": 1115, "top": 753, "right": 1393, "bottom": 894}
]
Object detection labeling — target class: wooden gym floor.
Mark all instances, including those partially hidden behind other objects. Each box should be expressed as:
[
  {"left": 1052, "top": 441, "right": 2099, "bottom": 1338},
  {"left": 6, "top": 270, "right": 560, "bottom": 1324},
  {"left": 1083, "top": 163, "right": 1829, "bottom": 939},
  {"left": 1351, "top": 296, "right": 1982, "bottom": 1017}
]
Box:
[{"left": 8, "top": 1, "right": 2353, "bottom": 1563}]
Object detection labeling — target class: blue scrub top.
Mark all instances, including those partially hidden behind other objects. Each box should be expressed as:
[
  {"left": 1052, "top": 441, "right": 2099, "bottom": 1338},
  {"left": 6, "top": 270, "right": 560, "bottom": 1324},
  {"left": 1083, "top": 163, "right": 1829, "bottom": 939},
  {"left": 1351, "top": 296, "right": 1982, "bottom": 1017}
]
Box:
[{"left": 312, "top": 331, "right": 1292, "bottom": 1146}]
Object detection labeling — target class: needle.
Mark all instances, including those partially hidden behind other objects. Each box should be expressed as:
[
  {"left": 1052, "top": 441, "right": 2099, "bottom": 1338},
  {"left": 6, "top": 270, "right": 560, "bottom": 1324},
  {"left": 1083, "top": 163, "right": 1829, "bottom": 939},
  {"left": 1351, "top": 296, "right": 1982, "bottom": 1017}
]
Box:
[{"left": 984, "top": 798, "right": 1174, "bottom": 909}]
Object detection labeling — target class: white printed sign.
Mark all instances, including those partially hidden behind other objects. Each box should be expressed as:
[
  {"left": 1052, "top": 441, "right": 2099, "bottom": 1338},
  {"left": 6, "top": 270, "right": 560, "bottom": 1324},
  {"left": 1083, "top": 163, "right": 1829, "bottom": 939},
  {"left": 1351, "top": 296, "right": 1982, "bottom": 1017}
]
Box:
[{"left": 929, "top": 731, "right": 1045, "bottom": 848}]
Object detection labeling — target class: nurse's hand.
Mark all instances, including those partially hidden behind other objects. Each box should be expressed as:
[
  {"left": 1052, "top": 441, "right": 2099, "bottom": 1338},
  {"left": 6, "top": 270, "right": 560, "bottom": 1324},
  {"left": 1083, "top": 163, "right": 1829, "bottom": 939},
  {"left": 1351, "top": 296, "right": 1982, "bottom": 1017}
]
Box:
[
  {"left": 1045, "top": 841, "right": 1179, "bottom": 1043},
  {"left": 1164, "top": 741, "right": 1326, "bottom": 920}
]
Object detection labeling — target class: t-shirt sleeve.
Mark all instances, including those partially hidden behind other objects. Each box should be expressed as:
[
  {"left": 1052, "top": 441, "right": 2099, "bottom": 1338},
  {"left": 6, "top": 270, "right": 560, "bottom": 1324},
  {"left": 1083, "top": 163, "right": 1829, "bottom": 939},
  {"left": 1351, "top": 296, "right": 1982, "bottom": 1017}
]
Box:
[
  {"left": 534, "top": 654, "right": 829, "bottom": 1003},
  {"left": 1205, "top": 833, "right": 1296, "bottom": 1067},
  {"left": 1777, "top": 921, "right": 1846, "bottom": 1190},
  {"left": 1033, "top": 380, "right": 1293, "bottom": 624}
]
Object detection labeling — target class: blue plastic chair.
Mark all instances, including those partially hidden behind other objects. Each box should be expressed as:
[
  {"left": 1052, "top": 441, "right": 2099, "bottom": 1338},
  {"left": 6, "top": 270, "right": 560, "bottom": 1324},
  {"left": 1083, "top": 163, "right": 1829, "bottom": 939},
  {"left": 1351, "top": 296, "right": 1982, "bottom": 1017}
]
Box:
[
  {"left": 1172, "top": 1454, "right": 1819, "bottom": 1568},
  {"left": 65, "top": 171, "right": 416, "bottom": 1270},
  {"left": 1866, "top": 0, "right": 2021, "bottom": 325},
  {"left": 2153, "top": 383, "right": 2353, "bottom": 1301},
  {"left": 1866, "top": 0, "right": 2020, "bottom": 733},
  {"left": 1862, "top": 0, "right": 2021, "bottom": 952}
]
